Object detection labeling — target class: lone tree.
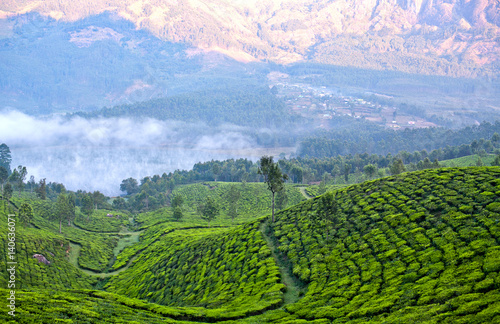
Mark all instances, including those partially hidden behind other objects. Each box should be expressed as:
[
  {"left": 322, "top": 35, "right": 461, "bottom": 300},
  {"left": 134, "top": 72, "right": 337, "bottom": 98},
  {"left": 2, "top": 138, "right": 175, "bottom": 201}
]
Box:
[
  {"left": 0, "top": 143, "right": 12, "bottom": 172},
  {"left": 258, "top": 156, "right": 289, "bottom": 223},
  {"left": 310, "top": 192, "right": 342, "bottom": 240},
  {"left": 81, "top": 194, "right": 94, "bottom": 221},
  {"left": 363, "top": 164, "right": 377, "bottom": 179},
  {"left": 3, "top": 183, "right": 13, "bottom": 201},
  {"left": 19, "top": 203, "right": 34, "bottom": 227},
  {"left": 16, "top": 165, "right": 27, "bottom": 197},
  {"left": 199, "top": 196, "right": 219, "bottom": 227},
  {"left": 120, "top": 178, "right": 139, "bottom": 195},
  {"left": 171, "top": 194, "right": 184, "bottom": 221},
  {"left": 170, "top": 194, "right": 184, "bottom": 209},
  {"left": 56, "top": 194, "right": 74, "bottom": 233},
  {"left": 0, "top": 166, "right": 8, "bottom": 194},
  {"left": 35, "top": 178, "right": 47, "bottom": 200},
  {"left": 173, "top": 206, "right": 183, "bottom": 221}
]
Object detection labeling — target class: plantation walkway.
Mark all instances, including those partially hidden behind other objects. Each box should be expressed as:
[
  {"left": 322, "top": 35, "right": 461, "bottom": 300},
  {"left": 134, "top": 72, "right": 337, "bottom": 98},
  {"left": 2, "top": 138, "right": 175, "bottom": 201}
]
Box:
[
  {"left": 68, "top": 242, "right": 140, "bottom": 278},
  {"left": 260, "top": 220, "right": 303, "bottom": 306},
  {"left": 298, "top": 186, "right": 313, "bottom": 200},
  {"left": 67, "top": 225, "right": 143, "bottom": 278}
]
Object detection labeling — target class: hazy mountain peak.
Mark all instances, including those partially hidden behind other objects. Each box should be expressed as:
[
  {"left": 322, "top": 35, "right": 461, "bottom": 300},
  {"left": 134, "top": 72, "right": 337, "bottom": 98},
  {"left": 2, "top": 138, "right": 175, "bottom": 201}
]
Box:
[{"left": 1, "top": 0, "right": 499, "bottom": 75}]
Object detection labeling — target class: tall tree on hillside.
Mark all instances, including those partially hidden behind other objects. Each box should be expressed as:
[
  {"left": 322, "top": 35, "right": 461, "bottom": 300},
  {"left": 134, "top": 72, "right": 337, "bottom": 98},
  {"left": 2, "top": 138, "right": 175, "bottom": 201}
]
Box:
[
  {"left": 171, "top": 194, "right": 184, "bottom": 221},
  {"left": 363, "top": 164, "right": 377, "bottom": 179},
  {"left": 120, "top": 178, "right": 139, "bottom": 195},
  {"left": 0, "top": 143, "right": 12, "bottom": 172},
  {"left": 199, "top": 196, "right": 219, "bottom": 227},
  {"left": 28, "top": 175, "right": 35, "bottom": 193},
  {"left": 67, "top": 192, "right": 76, "bottom": 226},
  {"left": 35, "top": 178, "right": 47, "bottom": 200},
  {"left": 0, "top": 166, "right": 8, "bottom": 194},
  {"left": 92, "top": 191, "right": 107, "bottom": 210},
  {"left": 19, "top": 203, "right": 34, "bottom": 227},
  {"left": 81, "top": 194, "right": 94, "bottom": 221},
  {"left": 56, "top": 194, "right": 73, "bottom": 233},
  {"left": 173, "top": 206, "right": 183, "bottom": 221},
  {"left": 16, "top": 165, "right": 27, "bottom": 196},
  {"left": 3, "top": 183, "right": 13, "bottom": 201},
  {"left": 343, "top": 164, "right": 351, "bottom": 183},
  {"left": 170, "top": 194, "right": 184, "bottom": 209},
  {"left": 212, "top": 164, "right": 221, "bottom": 182},
  {"left": 258, "top": 156, "right": 289, "bottom": 223},
  {"left": 389, "top": 159, "right": 406, "bottom": 175}
]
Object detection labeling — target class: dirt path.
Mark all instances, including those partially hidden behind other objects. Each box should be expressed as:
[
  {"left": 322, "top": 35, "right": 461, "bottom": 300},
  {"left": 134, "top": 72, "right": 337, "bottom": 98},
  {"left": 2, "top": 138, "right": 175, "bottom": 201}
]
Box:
[
  {"left": 68, "top": 242, "right": 140, "bottom": 278},
  {"left": 298, "top": 186, "right": 313, "bottom": 200},
  {"left": 67, "top": 225, "right": 143, "bottom": 278},
  {"left": 259, "top": 220, "right": 304, "bottom": 306}
]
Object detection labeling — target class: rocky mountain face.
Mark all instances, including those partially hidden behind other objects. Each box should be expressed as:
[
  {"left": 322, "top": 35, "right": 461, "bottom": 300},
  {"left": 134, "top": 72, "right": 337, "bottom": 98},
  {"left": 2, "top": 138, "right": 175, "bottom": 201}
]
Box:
[{"left": 1, "top": 0, "right": 499, "bottom": 76}]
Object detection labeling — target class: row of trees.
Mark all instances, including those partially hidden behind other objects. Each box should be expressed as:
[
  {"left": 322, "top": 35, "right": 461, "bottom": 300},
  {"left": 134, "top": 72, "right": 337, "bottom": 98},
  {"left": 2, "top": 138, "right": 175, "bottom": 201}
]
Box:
[{"left": 299, "top": 122, "right": 500, "bottom": 158}]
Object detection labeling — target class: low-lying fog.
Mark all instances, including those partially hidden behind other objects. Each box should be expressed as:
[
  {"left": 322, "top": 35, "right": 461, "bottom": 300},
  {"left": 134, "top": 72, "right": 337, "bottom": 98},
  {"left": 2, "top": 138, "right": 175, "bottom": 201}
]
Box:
[{"left": 1, "top": 110, "right": 271, "bottom": 196}]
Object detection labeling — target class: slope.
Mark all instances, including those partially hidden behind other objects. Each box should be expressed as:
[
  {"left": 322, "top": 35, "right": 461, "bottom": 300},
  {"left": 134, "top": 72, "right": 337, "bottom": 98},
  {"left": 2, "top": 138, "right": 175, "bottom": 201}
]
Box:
[
  {"left": 2, "top": 167, "right": 500, "bottom": 323},
  {"left": 270, "top": 167, "right": 500, "bottom": 322}
]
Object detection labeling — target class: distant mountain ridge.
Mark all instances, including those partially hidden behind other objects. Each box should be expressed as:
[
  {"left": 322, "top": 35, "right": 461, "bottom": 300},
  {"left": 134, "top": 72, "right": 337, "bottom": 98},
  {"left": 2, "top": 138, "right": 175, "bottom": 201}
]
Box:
[{"left": 1, "top": 0, "right": 499, "bottom": 77}]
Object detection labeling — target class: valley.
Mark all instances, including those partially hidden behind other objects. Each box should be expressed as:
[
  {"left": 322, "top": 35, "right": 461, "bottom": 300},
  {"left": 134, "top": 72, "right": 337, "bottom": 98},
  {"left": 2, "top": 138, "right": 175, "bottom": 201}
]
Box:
[
  {"left": 1, "top": 167, "right": 499, "bottom": 323},
  {"left": 1, "top": 0, "right": 500, "bottom": 322}
]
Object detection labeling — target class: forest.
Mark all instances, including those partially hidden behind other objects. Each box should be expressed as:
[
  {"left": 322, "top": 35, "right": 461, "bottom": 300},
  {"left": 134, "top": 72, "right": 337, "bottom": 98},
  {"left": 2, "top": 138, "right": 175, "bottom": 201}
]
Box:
[{"left": 73, "top": 85, "right": 303, "bottom": 128}]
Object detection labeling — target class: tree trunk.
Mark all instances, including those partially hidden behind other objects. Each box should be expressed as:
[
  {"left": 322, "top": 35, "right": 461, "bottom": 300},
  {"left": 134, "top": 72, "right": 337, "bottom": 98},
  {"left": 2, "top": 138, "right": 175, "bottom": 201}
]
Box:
[{"left": 272, "top": 191, "right": 275, "bottom": 223}]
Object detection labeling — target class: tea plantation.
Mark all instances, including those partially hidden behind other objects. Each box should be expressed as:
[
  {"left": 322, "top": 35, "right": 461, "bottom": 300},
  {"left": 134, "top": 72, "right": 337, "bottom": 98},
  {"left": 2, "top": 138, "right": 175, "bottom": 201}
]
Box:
[{"left": 1, "top": 167, "right": 499, "bottom": 323}]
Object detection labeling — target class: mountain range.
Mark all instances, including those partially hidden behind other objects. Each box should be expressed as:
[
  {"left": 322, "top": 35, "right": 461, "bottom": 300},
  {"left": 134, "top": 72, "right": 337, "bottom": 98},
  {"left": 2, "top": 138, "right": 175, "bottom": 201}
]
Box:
[{"left": 1, "top": 0, "right": 499, "bottom": 77}]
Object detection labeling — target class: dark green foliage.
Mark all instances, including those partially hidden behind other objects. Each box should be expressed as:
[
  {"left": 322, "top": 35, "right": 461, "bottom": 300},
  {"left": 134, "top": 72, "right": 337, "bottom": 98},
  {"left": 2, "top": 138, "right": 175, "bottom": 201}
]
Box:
[
  {"left": 18, "top": 202, "right": 34, "bottom": 226},
  {"left": 81, "top": 194, "right": 94, "bottom": 220},
  {"left": 0, "top": 166, "right": 8, "bottom": 189},
  {"left": 173, "top": 206, "right": 183, "bottom": 221},
  {"left": 4, "top": 182, "right": 13, "bottom": 200},
  {"left": 79, "top": 85, "right": 299, "bottom": 128},
  {"left": 390, "top": 158, "right": 406, "bottom": 175},
  {"left": 120, "top": 177, "right": 139, "bottom": 195},
  {"left": 171, "top": 194, "right": 184, "bottom": 209},
  {"left": 35, "top": 178, "right": 46, "bottom": 200},
  {"left": 199, "top": 196, "right": 220, "bottom": 226},
  {"left": 0, "top": 143, "right": 12, "bottom": 172}
]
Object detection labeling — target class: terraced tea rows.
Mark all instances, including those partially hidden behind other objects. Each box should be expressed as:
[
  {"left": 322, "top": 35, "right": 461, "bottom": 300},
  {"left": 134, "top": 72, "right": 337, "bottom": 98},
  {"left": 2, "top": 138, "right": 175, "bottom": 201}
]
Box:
[
  {"left": 271, "top": 167, "right": 500, "bottom": 322},
  {"left": 106, "top": 221, "right": 286, "bottom": 317}
]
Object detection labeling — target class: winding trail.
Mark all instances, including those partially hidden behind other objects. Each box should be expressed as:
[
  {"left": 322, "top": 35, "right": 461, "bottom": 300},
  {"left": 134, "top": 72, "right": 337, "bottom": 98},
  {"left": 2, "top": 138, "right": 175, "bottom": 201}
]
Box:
[
  {"left": 67, "top": 221, "right": 143, "bottom": 278},
  {"left": 298, "top": 186, "right": 313, "bottom": 200},
  {"left": 259, "top": 219, "right": 304, "bottom": 306}
]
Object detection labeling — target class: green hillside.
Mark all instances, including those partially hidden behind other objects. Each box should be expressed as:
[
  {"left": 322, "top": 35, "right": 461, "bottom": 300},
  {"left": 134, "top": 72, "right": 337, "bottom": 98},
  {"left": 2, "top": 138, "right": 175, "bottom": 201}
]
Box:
[
  {"left": 439, "top": 154, "right": 497, "bottom": 168},
  {"left": 1, "top": 167, "right": 500, "bottom": 323},
  {"left": 271, "top": 167, "right": 500, "bottom": 323},
  {"left": 136, "top": 182, "right": 306, "bottom": 228}
]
